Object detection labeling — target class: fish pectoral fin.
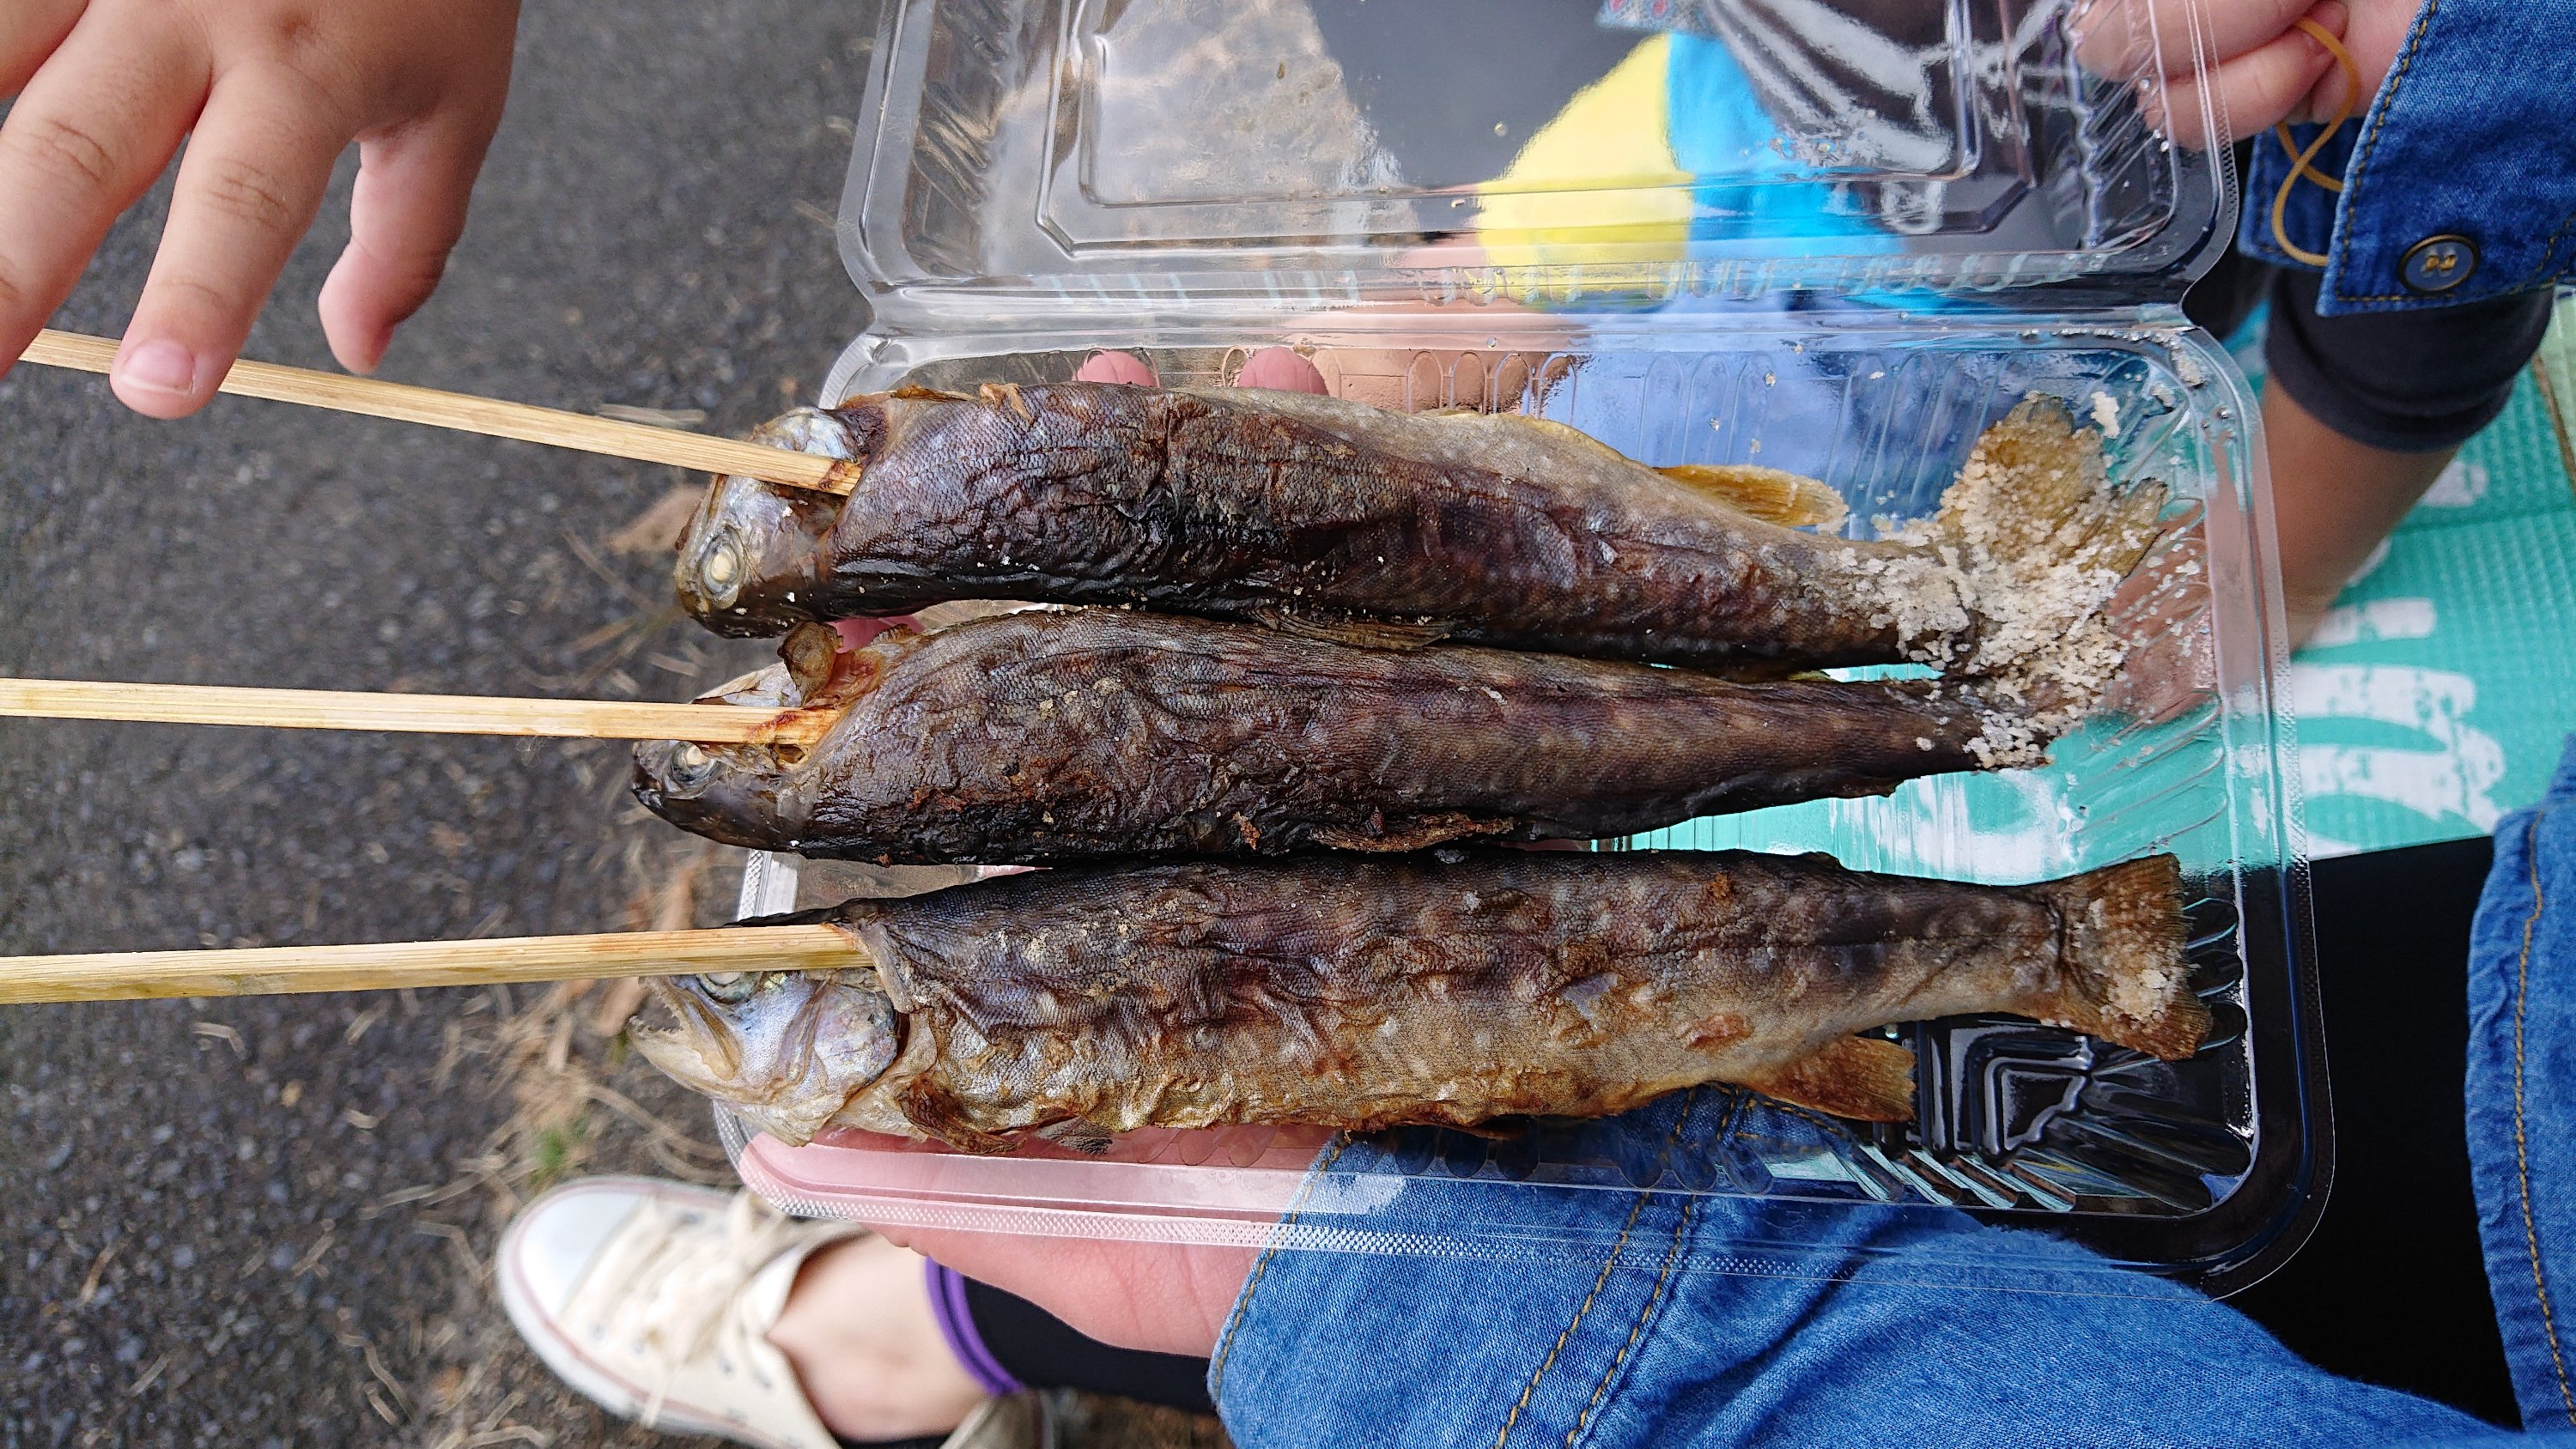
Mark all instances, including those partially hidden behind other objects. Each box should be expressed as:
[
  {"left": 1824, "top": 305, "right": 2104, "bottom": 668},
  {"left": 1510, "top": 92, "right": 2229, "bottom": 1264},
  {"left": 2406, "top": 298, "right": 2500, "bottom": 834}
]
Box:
[
  {"left": 1036, "top": 1118, "right": 1115, "bottom": 1155},
  {"left": 1744, "top": 1035, "right": 1916, "bottom": 1123},
  {"left": 1252, "top": 609, "right": 1456, "bottom": 652},
  {"left": 1655, "top": 464, "right": 1851, "bottom": 530},
  {"left": 777, "top": 621, "right": 842, "bottom": 703},
  {"left": 898, "top": 1080, "right": 1020, "bottom": 1155}
]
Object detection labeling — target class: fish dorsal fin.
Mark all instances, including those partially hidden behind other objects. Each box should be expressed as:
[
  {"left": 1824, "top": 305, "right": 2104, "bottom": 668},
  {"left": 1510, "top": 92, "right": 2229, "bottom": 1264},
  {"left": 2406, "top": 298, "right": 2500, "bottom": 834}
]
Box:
[
  {"left": 1746, "top": 1035, "right": 1915, "bottom": 1123},
  {"left": 1656, "top": 464, "right": 1850, "bottom": 530},
  {"left": 976, "top": 382, "right": 1039, "bottom": 421},
  {"left": 890, "top": 384, "right": 969, "bottom": 402},
  {"left": 909, "top": 598, "right": 1042, "bottom": 632},
  {"left": 1479, "top": 411, "right": 1631, "bottom": 461},
  {"left": 1467, "top": 413, "right": 1851, "bottom": 530},
  {"left": 1254, "top": 609, "right": 1455, "bottom": 652},
  {"left": 696, "top": 664, "right": 793, "bottom": 708}
]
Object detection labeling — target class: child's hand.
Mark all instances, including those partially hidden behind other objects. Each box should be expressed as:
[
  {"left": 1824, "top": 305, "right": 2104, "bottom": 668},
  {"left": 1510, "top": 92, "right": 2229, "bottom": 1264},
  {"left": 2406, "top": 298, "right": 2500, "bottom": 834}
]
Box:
[
  {"left": 2078, "top": 0, "right": 2418, "bottom": 149},
  {"left": 0, "top": 0, "right": 519, "bottom": 416}
]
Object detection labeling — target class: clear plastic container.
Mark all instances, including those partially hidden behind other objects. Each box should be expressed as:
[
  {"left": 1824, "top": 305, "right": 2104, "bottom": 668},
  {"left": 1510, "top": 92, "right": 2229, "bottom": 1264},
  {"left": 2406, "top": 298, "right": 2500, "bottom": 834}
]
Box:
[{"left": 716, "top": 0, "right": 2324, "bottom": 1296}]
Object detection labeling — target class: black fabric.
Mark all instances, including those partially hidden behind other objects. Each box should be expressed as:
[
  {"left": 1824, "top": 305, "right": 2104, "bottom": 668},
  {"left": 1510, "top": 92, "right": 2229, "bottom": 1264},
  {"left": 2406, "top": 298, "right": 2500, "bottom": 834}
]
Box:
[
  {"left": 961, "top": 1274, "right": 1218, "bottom": 1416},
  {"left": 2180, "top": 145, "right": 2272, "bottom": 341},
  {"left": 2262, "top": 268, "right": 2555, "bottom": 452},
  {"left": 2230, "top": 838, "right": 2518, "bottom": 1427}
]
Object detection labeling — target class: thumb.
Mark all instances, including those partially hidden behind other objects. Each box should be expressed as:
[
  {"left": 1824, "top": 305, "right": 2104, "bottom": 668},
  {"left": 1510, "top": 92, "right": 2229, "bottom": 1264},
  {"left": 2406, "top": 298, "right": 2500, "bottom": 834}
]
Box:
[{"left": 878, "top": 1228, "right": 1255, "bottom": 1360}]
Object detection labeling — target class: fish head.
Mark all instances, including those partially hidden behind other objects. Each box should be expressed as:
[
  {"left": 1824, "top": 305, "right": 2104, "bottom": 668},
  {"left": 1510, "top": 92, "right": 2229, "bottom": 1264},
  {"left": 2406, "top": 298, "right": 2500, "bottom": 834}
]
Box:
[
  {"left": 631, "top": 968, "right": 902, "bottom": 1144},
  {"left": 675, "top": 407, "right": 866, "bottom": 637},
  {"left": 630, "top": 736, "right": 816, "bottom": 852},
  {"left": 631, "top": 621, "right": 908, "bottom": 848}
]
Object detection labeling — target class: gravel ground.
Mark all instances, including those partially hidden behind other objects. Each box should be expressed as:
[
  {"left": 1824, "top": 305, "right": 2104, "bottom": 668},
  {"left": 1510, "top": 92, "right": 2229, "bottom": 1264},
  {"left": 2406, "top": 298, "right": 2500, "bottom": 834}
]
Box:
[{"left": 1, "top": 3, "right": 880, "bottom": 1442}]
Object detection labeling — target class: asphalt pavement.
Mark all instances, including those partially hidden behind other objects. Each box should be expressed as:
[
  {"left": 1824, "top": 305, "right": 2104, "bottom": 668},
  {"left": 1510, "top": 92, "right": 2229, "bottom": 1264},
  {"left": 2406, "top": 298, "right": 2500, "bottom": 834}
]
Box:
[{"left": 2, "top": 3, "right": 881, "bottom": 1441}]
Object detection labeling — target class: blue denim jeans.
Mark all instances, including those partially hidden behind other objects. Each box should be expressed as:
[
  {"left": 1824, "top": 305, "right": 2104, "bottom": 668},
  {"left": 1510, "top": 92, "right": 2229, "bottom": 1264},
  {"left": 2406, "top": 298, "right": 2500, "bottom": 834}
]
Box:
[
  {"left": 2469, "top": 741, "right": 2576, "bottom": 1433},
  {"left": 1209, "top": 741, "right": 2576, "bottom": 1446},
  {"left": 2236, "top": 0, "right": 2576, "bottom": 314}
]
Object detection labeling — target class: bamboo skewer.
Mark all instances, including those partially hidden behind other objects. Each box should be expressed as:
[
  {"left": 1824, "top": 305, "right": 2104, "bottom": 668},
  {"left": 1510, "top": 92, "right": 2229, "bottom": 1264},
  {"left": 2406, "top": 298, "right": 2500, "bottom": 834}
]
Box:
[
  {"left": 0, "top": 677, "right": 837, "bottom": 747},
  {"left": 16, "top": 330, "right": 859, "bottom": 496},
  {"left": 0, "top": 925, "right": 860, "bottom": 1003}
]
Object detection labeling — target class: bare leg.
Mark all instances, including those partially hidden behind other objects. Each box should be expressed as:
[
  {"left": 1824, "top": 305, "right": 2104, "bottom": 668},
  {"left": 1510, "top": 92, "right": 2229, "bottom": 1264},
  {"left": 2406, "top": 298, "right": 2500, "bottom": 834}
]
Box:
[
  {"left": 767, "top": 1235, "right": 987, "bottom": 1441},
  {"left": 2264, "top": 383, "right": 2458, "bottom": 646}
]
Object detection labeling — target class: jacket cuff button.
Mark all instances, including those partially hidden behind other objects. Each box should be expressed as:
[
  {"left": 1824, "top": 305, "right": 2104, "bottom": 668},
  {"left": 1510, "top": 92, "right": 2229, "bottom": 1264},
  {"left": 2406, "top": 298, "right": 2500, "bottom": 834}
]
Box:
[{"left": 2400, "top": 234, "right": 2478, "bottom": 294}]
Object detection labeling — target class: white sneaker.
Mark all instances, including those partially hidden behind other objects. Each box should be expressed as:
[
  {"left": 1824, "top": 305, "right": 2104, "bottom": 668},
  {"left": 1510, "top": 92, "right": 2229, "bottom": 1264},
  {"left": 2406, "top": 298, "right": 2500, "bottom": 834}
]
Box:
[{"left": 497, "top": 1175, "right": 861, "bottom": 1449}]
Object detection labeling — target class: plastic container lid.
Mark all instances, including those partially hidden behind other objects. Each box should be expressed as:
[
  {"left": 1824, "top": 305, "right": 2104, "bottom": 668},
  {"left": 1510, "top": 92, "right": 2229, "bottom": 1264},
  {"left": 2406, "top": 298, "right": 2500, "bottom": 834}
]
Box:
[{"left": 839, "top": 0, "right": 2234, "bottom": 323}]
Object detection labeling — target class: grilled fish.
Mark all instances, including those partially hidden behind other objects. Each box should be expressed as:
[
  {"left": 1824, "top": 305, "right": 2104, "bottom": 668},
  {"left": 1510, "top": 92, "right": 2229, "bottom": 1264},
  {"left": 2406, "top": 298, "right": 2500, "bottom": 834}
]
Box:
[
  {"left": 632, "top": 609, "right": 2043, "bottom": 864},
  {"left": 674, "top": 388, "right": 2170, "bottom": 682},
  {"left": 632, "top": 849, "right": 2204, "bottom": 1152}
]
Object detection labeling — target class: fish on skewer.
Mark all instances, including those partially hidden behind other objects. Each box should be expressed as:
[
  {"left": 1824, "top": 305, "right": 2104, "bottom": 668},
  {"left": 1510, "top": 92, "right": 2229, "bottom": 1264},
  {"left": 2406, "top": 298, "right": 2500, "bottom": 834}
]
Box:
[
  {"left": 632, "top": 849, "right": 2206, "bottom": 1152},
  {"left": 631, "top": 609, "right": 2053, "bottom": 864},
  {"left": 671, "top": 389, "right": 2171, "bottom": 687}
]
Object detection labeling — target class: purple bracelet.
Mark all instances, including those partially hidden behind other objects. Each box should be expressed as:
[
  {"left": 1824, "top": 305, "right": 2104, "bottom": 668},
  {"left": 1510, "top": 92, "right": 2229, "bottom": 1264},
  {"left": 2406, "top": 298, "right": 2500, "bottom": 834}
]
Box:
[{"left": 923, "top": 1259, "right": 1027, "bottom": 1397}]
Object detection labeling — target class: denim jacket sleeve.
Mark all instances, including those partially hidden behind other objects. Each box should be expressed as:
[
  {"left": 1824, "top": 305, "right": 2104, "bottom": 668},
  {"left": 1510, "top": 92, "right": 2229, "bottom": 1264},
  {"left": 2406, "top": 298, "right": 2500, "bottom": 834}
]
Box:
[
  {"left": 1209, "top": 1099, "right": 2506, "bottom": 1449},
  {"left": 2240, "top": 0, "right": 2576, "bottom": 313}
]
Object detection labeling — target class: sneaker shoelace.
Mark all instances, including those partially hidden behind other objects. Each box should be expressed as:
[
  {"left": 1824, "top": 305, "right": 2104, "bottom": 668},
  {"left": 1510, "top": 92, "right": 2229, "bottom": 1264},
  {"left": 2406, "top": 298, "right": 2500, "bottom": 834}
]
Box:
[{"left": 586, "top": 1191, "right": 817, "bottom": 1426}]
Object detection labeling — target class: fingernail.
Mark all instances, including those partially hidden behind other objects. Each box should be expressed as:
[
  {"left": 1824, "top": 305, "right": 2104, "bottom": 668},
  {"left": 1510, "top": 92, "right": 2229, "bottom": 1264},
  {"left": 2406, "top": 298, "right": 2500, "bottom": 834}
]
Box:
[
  {"left": 1076, "top": 350, "right": 1157, "bottom": 386},
  {"left": 117, "top": 340, "right": 199, "bottom": 397},
  {"left": 1235, "top": 347, "right": 1327, "bottom": 394},
  {"left": 351, "top": 324, "right": 392, "bottom": 375}
]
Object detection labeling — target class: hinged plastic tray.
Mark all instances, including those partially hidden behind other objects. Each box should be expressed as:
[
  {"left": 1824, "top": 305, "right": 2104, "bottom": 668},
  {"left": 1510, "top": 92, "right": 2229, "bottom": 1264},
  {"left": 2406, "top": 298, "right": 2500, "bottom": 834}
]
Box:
[{"left": 708, "top": 0, "right": 2324, "bottom": 1296}]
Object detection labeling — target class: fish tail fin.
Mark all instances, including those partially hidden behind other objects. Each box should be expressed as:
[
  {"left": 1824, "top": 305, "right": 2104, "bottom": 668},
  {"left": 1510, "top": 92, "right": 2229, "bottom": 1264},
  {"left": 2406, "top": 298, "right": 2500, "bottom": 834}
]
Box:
[
  {"left": 2031, "top": 854, "right": 2206, "bottom": 1061},
  {"left": 1929, "top": 396, "right": 2177, "bottom": 709},
  {"left": 1934, "top": 395, "right": 2173, "bottom": 585},
  {"left": 1745, "top": 1034, "right": 1917, "bottom": 1123}
]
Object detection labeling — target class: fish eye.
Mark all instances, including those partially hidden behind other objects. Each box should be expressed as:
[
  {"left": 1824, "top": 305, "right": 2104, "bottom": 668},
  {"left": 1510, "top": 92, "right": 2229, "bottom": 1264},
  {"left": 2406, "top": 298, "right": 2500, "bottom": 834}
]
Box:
[
  {"left": 696, "top": 971, "right": 755, "bottom": 1003},
  {"left": 702, "top": 537, "right": 740, "bottom": 585},
  {"left": 694, "top": 529, "right": 748, "bottom": 606},
  {"left": 665, "top": 743, "right": 719, "bottom": 789}
]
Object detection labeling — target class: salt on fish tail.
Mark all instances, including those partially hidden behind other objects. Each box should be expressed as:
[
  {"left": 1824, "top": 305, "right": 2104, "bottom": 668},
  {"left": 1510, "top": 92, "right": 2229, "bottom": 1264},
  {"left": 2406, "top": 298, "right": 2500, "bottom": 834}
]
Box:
[
  {"left": 1933, "top": 395, "right": 2169, "bottom": 579},
  {"left": 1741, "top": 1034, "right": 1917, "bottom": 1123},
  {"left": 2026, "top": 853, "right": 2206, "bottom": 1062},
  {"left": 1924, "top": 394, "right": 2184, "bottom": 744}
]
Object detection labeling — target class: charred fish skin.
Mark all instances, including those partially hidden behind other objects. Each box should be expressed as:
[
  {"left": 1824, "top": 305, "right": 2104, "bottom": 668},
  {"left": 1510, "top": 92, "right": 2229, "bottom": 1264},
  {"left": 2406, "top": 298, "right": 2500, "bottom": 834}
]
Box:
[
  {"left": 678, "top": 383, "right": 1970, "bottom": 670},
  {"left": 629, "top": 609, "right": 2017, "bottom": 864},
  {"left": 632, "top": 850, "right": 2205, "bottom": 1152}
]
